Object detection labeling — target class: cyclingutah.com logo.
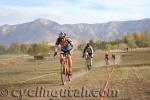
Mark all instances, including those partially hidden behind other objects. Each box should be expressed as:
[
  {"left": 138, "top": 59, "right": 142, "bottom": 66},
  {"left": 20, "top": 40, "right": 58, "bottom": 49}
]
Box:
[
  {"left": 0, "top": 86, "right": 119, "bottom": 100},
  {"left": 0, "top": 88, "right": 9, "bottom": 97}
]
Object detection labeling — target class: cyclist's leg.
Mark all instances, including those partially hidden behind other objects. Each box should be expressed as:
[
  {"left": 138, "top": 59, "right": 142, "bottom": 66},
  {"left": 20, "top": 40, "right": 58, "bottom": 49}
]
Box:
[
  {"left": 60, "top": 53, "right": 66, "bottom": 74},
  {"left": 87, "top": 57, "right": 90, "bottom": 66},
  {"left": 107, "top": 58, "right": 109, "bottom": 65},
  {"left": 66, "top": 53, "right": 72, "bottom": 74},
  {"left": 105, "top": 58, "right": 108, "bottom": 65},
  {"left": 113, "top": 58, "right": 116, "bottom": 64},
  {"left": 87, "top": 58, "right": 90, "bottom": 66},
  {"left": 90, "top": 57, "right": 93, "bottom": 66},
  {"left": 60, "top": 53, "right": 64, "bottom": 63},
  {"left": 85, "top": 57, "right": 89, "bottom": 70},
  {"left": 89, "top": 53, "right": 92, "bottom": 66}
]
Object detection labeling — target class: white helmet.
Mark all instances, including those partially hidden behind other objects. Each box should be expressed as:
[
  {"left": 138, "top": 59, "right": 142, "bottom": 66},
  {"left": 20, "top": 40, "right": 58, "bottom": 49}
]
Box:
[{"left": 59, "top": 32, "right": 66, "bottom": 38}]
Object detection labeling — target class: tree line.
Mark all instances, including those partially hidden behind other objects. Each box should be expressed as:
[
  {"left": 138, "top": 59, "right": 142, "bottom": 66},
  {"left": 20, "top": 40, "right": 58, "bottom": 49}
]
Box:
[
  {"left": 78, "top": 32, "right": 150, "bottom": 51},
  {"left": 0, "top": 41, "right": 51, "bottom": 55},
  {"left": 0, "top": 32, "right": 150, "bottom": 55}
]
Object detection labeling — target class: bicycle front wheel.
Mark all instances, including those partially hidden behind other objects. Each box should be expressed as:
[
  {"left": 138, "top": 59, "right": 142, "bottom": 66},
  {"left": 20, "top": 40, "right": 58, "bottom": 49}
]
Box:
[{"left": 61, "top": 63, "right": 68, "bottom": 85}]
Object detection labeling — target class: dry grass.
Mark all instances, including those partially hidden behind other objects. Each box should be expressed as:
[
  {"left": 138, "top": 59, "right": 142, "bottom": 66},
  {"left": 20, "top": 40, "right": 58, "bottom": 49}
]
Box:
[{"left": 0, "top": 49, "right": 150, "bottom": 100}]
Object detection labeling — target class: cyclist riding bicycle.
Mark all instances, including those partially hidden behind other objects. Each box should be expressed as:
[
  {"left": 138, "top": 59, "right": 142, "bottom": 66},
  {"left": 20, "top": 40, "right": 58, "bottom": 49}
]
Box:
[
  {"left": 54, "top": 32, "right": 74, "bottom": 75},
  {"left": 82, "top": 43, "right": 94, "bottom": 69},
  {"left": 105, "top": 52, "right": 109, "bottom": 65},
  {"left": 111, "top": 54, "right": 116, "bottom": 64}
]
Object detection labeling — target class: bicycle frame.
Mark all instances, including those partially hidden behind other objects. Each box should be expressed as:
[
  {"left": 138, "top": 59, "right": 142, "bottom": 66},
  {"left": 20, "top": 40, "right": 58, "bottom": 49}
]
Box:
[
  {"left": 84, "top": 53, "right": 92, "bottom": 71},
  {"left": 105, "top": 57, "right": 109, "bottom": 65},
  {"left": 60, "top": 53, "right": 71, "bottom": 85}
]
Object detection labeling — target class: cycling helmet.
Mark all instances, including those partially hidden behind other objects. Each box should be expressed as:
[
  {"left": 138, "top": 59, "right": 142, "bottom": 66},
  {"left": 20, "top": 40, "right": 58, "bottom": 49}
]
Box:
[{"left": 59, "top": 32, "right": 66, "bottom": 38}]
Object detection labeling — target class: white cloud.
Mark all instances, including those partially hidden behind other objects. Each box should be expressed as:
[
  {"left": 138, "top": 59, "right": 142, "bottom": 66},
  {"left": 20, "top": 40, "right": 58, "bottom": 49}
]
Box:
[{"left": 0, "top": 0, "right": 150, "bottom": 25}]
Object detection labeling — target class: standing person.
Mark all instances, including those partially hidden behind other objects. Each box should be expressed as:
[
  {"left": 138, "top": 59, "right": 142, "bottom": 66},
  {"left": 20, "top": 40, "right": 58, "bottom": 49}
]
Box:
[
  {"left": 112, "top": 53, "right": 116, "bottom": 65},
  {"left": 82, "top": 43, "right": 94, "bottom": 70},
  {"left": 54, "top": 32, "right": 74, "bottom": 75},
  {"left": 104, "top": 52, "right": 109, "bottom": 65}
]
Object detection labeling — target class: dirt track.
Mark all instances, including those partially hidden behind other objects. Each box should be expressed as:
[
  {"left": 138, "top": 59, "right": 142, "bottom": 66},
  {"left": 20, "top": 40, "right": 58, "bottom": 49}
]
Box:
[{"left": 0, "top": 51, "right": 150, "bottom": 100}]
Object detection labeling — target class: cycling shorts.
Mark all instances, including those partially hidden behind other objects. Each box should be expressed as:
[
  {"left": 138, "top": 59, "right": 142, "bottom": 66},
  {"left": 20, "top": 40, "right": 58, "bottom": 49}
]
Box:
[{"left": 61, "top": 43, "right": 72, "bottom": 54}]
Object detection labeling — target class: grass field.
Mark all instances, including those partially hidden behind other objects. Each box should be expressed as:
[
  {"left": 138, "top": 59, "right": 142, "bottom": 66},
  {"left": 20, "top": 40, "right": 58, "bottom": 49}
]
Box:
[
  {"left": 0, "top": 49, "right": 150, "bottom": 100},
  {"left": 110, "top": 50, "right": 150, "bottom": 100}
]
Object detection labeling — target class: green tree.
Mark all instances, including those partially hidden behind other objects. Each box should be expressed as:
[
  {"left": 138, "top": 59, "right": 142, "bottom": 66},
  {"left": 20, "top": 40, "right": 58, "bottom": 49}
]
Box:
[
  {"left": 143, "top": 40, "right": 150, "bottom": 47},
  {"left": 20, "top": 44, "right": 28, "bottom": 54},
  {"left": 98, "top": 41, "right": 108, "bottom": 50},
  {"left": 128, "top": 37, "right": 136, "bottom": 48},
  {"left": 32, "top": 43, "right": 38, "bottom": 55},
  {"left": 144, "top": 32, "right": 150, "bottom": 41},
  {"left": 27, "top": 47, "right": 33, "bottom": 55},
  {"left": 122, "top": 34, "right": 136, "bottom": 48},
  {"left": 38, "top": 41, "right": 49, "bottom": 55},
  {"left": 89, "top": 40, "right": 96, "bottom": 51},
  {"left": 27, "top": 41, "right": 49, "bottom": 56},
  {"left": 0, "top": 45, "right": 7, "bottom": 54},
  {"left": 95, "top": 40, "right": 101, "bottom": 49},
  {"left": 105, "top": 43, "right": 113, "bottom": 50},
  {"left": 133, "top": 32, "right": 142, "bottom": 47},
  {"left": 8, "top": 43, "right": 21, "bottom": 54},
  {"left": 122, "top": 34, "right": 129, "bottom": 43},
  {"left": 118, "top": 43, "right": 128, "bottom": 49}
]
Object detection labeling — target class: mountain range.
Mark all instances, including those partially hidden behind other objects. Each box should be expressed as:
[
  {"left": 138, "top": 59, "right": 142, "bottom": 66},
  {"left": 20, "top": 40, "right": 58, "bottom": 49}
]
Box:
[{"left": 0, "top": 18, "right": 150, "bottom": 44}]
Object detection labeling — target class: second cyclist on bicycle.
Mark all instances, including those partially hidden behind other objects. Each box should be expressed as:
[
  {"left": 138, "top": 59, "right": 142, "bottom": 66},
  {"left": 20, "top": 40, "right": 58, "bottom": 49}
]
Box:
[{"left": 82, "top": 43, "right": 94, "bottom": 70}]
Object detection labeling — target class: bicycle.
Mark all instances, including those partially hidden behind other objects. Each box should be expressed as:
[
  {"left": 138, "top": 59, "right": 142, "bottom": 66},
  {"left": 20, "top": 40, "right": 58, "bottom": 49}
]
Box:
[
  {"left": 84, "top": 52, "right": 92, "bottom": 71},
  {"left": 104, "top": 57, "right": 109, "bottom": 65},
  {"left": 60, "top": 52, "right": 72, "bottom": 85},
  {"left": 111, "top": 54, "right": 116, "bottom": 65}
]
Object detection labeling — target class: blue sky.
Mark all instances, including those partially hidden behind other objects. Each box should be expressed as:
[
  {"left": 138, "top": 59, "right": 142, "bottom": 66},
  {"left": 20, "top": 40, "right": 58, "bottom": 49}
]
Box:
[{"left": 0, "top": 0, "right": 150, "bottom": 25}]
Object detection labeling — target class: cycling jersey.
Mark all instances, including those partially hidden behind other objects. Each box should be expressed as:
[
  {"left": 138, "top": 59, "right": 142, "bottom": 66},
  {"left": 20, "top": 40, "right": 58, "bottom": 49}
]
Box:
[
  {"left": 61, "top": 43, "right": 72, "bottom": 52},
  {"left": 83, "top": 46, "right": 94, "bottom": 57},
  {"left": 55, "top": 37, "right": 73, "bottom": 53}
]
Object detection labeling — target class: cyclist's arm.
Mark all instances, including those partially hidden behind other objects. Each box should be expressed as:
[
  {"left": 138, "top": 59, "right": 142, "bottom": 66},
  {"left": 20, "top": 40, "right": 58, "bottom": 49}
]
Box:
[
  {"left": 54, "top": 45, "right": 59, "bottom": 52},
  {"left": 54, "top": 38, "right": 60, "bottom": 52},
  {"left": 67, "top": 38, "right": 74, "bottom": 52},
  {"left": 91, "top": 46, "right": 94, "bottom": 54},
  {"left": 82, "top": 47, "right": 87, "bottom": 57},
  {"left": 70, "top": 41, "right": 74, "bottom": 52},
  {"left": 90, "top": 46, "right": 94, "bottom": 57},
  {"left": 83, "top": 47, "right": 86, "bottom": 54}
]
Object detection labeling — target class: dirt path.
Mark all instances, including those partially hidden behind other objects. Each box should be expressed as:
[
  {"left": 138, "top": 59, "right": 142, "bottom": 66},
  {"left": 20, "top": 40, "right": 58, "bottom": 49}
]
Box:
[
  {"left": 1, "top": 50, "right": 150, "bottom": 100},
  {"left": 0, "top": 52, "right": 122, "bottom": 100},
  {"left": 71, "top": 53, "right": 121, "bottom": 80}
]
